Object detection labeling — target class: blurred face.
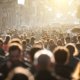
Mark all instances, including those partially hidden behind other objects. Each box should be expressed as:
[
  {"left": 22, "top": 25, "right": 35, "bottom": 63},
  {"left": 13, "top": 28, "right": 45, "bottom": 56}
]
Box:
[
  {"left": 66, "top": 38, "right": 70, "bottom": 43},
  {"left": 49, "top": 40, "right": 54, "bottom": 45},
  {"left": 57, "top": 40, "right": 62, "bottom": 46},
  {"left": 22, "top": 43, "right": 27, "bottom": 50},
  {"left": 10, "top": 49, "right": 21, "bottom": 62}
]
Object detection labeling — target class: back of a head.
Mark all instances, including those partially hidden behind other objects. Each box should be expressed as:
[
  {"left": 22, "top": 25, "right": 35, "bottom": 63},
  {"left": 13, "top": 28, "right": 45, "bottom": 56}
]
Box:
[
  {"left": 31, "top": 37, "right": 35, "bottom": 42},
  {"left": 26, "top": 38, "right": 30, "bottom": 43},
  {"left": 9, "top": 38, "right": 22, "bottom": 45},
  {"left": 66, "top": 43, "right": 78, "bottom": 56},
  {"left": 76, "top": 43, "right": 80, "bottom": 51},
  {"left": 53, "top": 46, "right": 69, "bottom": 65},
  {"left": 37, "top": 54, "right": 51, "bottom": 69},
  {"left": 4, "top": 35, "right": 11, "bottom": 44},
  {"left": 12, "top": 73, "right": 28, "bottom": 80},
  {"left": 77, "top": 35, "right": 80, "bottom": 42},
  {"left": 22, "top": 40, "right": 27, "bottom": 49},
  {"left": 72, "top": 36, "right": 78, "bottom": 43},
  {"left": 29, "top": 47, "right": 42, "bottom": 62},
  {"left": 34, "top": 49, "right": 55, "bottom": 64},
  {"left": 22, "top": 40, "right": 26, "bottom": 44},
  {"left": 5, "top": 67, "right": 34, "bottom": 80}
]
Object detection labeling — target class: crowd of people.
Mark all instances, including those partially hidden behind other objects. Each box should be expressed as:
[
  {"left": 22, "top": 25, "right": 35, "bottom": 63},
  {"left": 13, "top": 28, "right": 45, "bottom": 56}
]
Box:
[{"left": 0, "top": 28, "right": 80, "bottom": 80}]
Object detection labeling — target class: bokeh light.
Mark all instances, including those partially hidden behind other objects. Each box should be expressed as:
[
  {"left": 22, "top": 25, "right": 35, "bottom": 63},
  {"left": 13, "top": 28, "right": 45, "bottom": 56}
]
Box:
[{"left": 18, "top": 0, "right": 25, "bottom": 5}]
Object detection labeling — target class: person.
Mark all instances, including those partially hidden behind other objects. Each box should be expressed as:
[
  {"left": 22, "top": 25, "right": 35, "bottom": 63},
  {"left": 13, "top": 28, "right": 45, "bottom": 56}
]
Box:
[
  {"left": 48, "top": 39, "right": 57, "bottom": 52},
  {"left": 30, "top": 37, "right": 35, "bottom": 47},
  {"left": 0, "top": 43, "right": 30, "bottom": 80},
  {"left": 9, "top": 38, "right": 22, "bottom": 45},
  {"left": 3, "top": 35, "right": 11, "bottom": 54},
  {"left": 65, "top": 36, "right": 71, "bottom": 44},
  {"left": 65, "top": 43, "right": 79, "bottom": 70},
  {"left": 26, "top": 38, "right": 31, "bottom": 50},
  {"left": 28, "top": 47, "right": 42, "bottom": 75},
  {"left": 57, "top": 39, "right": 63, "bottom": 46},
  {"left": 76, "top": 43, "right": 80, "bottom": 60},
  {"left": 34, "top": 49, "right": 57, "bottom": 80},
  {"left": 53, "top": 46, "right": 73, "bottom": 80},
  {"left": 0, "top": 38, "right": 5, "bottom": 56},
  {"left": 5, "top": 67, "right": 34, "bottom": 80},
  {"left": 22, "top": 40, "right": 27, "bottom": 57},
  {"left": 72, "top": 62, "right": 80, "bottom": 80},
  {"left": 77, "top": 35, "right": 80, "bottom": 43},
  {"left": 71, "top": 36, "right": 78, "bottom": 44}
]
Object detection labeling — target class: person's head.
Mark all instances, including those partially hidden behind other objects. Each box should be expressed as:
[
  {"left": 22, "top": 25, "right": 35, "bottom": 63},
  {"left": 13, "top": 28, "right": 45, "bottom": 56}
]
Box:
[
  {"left": 30, "top": 37, "right": 35, "bottom": 45},
  {"left": 0, "top": 38, "right": 3, "bottom": 48},
  {"left": 77, "top": 35, "right": 80, "bottom": 42},
  {"left": 5, "top": 67, "right": 34, "bottom": 80},
  {"left": 4, "top": 35, "right": 11, "bottom": 44},
  {"left": 57, "top": 39, "right": 63, "bottom": 46},
  {"left": 22, "top": 40, "right": 27, "bottom": 50},
  {"left": 33, "top": 41, "right": 44, "bottom": 48},
  {"left": 29, "top": 47, "right": 42, "bottom": 63},
  {"left": 71, "top": 36, "right": 78, "bottom": 44},
  {"left": 37, "top": 54, "right": 51, "bottom": 70},
  {"left": 12, "top": 74, "right": 28, "bottom": 80},
  {"left": 9, "top": 38, "right": 22, "bottom": 45},
  {"left": 76, "top": 43, "right": 80, "bottom": 52},
  {"left": 65, "top": 43, "right": 78, "bottom": 56},
  {"left": 49, "top": 39, "right": 54, "bottom": 45},
  {"left": 53, "top": 46, "right": 69, "bottom": 65},
  {"left": 65, "top": 36, "right": 71, "bottom": 44},
  {"left": 34, "top": 49, "right": 54, "bottom": 67},
  {"left": 26, "top": 38, "right": 30, "bottom": 44},
  {"left": 8, "top": 43, "right": 23, "bottom": 62},
  {"left": 48, "top": 39, "right": 56, "bottom": 51}
]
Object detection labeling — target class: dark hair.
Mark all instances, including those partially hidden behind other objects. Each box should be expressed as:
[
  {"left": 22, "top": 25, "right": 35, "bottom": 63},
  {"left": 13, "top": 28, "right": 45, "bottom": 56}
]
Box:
[
  {"left": 53, "top": 47, "right": 69, "bottom": 64},
  {"left": 26, "top": 38, "right": 30, "bottom": 43},
  {"left": 4, "top": 35, "right": 11, "bottom": 44},
  {"left": 77, "top": 35, "right": 80, "bottom": 40},
  {"left": 65, "top": 36, "right": 70, "bottom": 40},
  {"left": 38, "top": 54, "right": 50, "bottom": 69},
  {"left": 22, "top": 40, "right": 26, "bottom": 44},
  {"left": 12, "top": 73, "right": 28, "bottom": 80},
  {"left": 31, "top": 37, "right": 35, "bottom": 41},
  {"left": 29, "top": 47, "right": 42, "bottom": 62},
  {"left": 8, "top": 43, "right": 22, "bottom": 55},
  {"left": 65, "top": 43, "right": 78, "bottom": 56}
]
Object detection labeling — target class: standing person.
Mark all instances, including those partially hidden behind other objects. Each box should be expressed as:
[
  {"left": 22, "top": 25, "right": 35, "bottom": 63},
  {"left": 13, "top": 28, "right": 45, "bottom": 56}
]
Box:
[
  {"left": 30, "top": 37, "right": 35, "bottom": 47},
  {"left": 0, "top": 43, "right": 30, "bottom": 80},
  {"left": 0, "top": 38, "right": 5, "bottom": 56},
  {"left": 53, "top": 46, "right": 74, "bottom": 80},
  {"left": 65, "top": 43, "right": 79, "bottom": 70},
  {"left": 3, "top": 35, "right": 11, "bottom": 54}
]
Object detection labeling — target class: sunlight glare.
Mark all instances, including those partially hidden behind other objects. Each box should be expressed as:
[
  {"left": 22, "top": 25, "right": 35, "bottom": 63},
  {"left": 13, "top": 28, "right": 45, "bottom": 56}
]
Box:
[{"left": 18, "top": 0, "right": 25, "bottom": 5}]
